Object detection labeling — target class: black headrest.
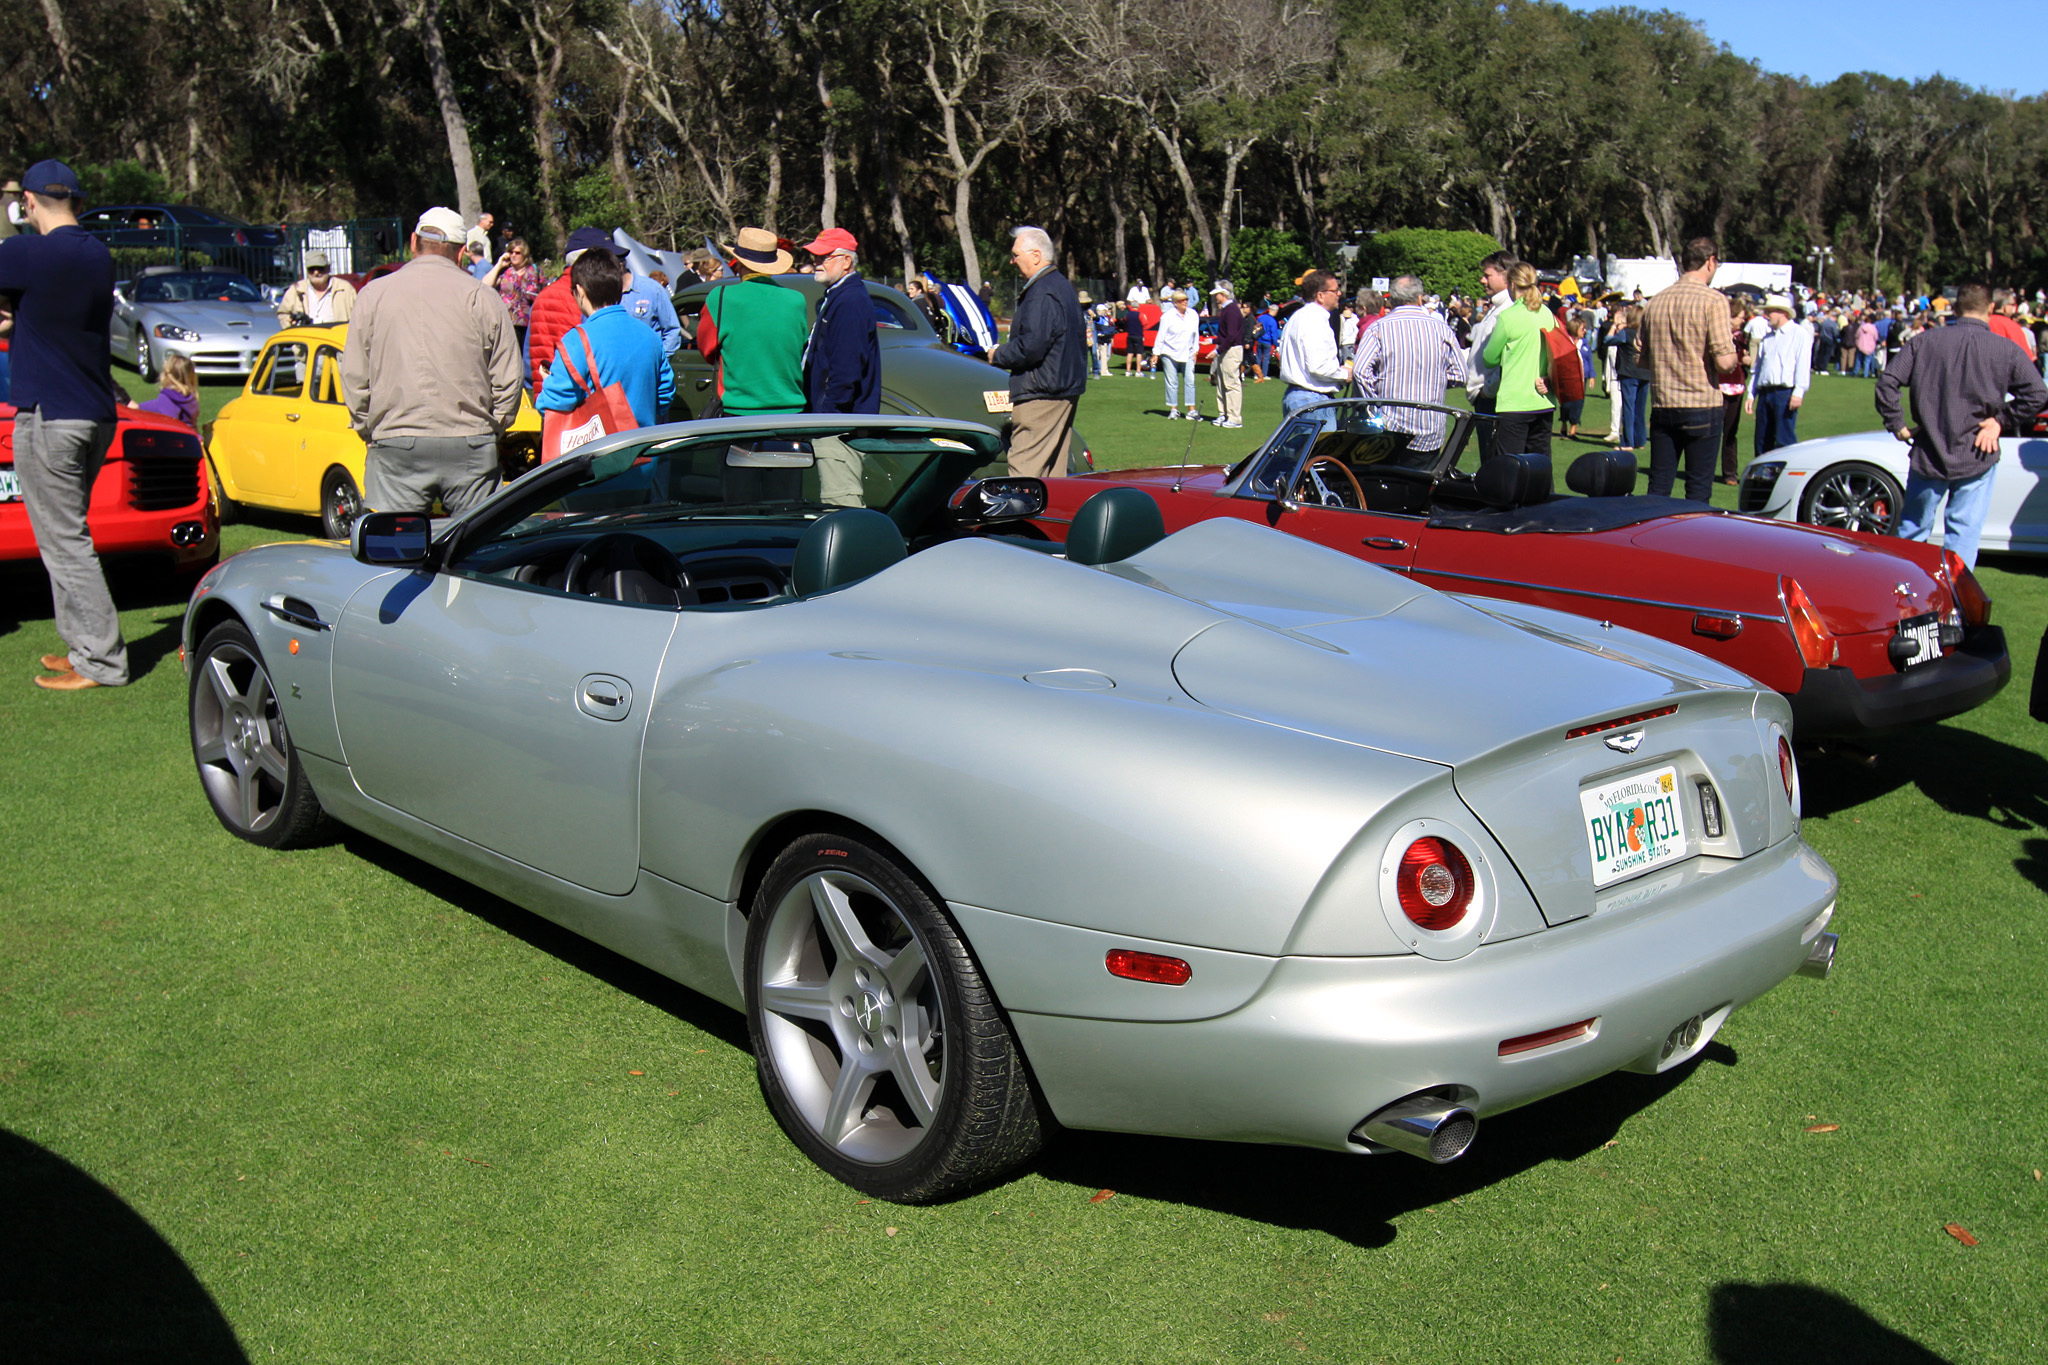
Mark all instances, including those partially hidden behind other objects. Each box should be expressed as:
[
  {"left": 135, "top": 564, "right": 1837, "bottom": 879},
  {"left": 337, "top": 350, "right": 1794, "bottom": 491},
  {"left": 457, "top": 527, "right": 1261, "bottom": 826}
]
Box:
[
  {"left": 1066, "top": 487, "right": 1166, "bottom": 566},
  {"left": 1475, "top": 452, "right": 1553, "bottom": 509},
  {"left": 792, "top": 509, "right": 906, "bottom": 597},
  {"left": 1566, "top": 449, "right": 1638, "bottom": 498}
]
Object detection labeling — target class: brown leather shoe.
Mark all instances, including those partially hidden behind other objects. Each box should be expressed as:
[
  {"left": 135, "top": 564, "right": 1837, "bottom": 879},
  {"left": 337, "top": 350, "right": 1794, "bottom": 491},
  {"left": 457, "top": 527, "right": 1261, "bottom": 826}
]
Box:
[
  {"left": 34, "top": 670, "right": 101, "bottom": 691},
  {"left": 40, "top": 653, "right": 74, "bottom": 673}
]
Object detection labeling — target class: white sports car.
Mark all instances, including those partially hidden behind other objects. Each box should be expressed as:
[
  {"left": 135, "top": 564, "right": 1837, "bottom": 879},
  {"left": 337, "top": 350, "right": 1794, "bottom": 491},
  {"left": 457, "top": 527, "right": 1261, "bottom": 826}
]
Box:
[{"left": 1741, "top": 420, "right": 2048, "bottom": 555}]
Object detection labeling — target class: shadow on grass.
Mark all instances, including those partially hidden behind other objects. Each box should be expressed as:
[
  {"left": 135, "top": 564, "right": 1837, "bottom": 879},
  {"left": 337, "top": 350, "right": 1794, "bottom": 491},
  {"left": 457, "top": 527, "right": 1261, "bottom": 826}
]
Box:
[
  {"left": 337, "top": 830, "right": 751, "bottom": 1053},
  {"left": 1032, "top": 1041, "right": 1736, "bottom": 1248},
  {"left": 1707, "top": 1282, "right": 1951, "bottom": 1364},
  {"left": 0, "top": 1128, "right": 249, "bottom": 1364},
  {"left": 1802, "top": 723, "right": 2048, "bottom": 832}
]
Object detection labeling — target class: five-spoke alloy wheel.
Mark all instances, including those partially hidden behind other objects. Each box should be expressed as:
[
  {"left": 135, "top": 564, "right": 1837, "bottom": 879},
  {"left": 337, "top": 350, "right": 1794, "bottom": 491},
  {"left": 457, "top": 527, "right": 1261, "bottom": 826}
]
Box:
[
  {"left": 1800, "top": 461, "right": 1903, "bottom": 535},
  {"left": 745, "top": 833, "right": 1043, "bottom": 1202},
  {"left": 189, "top": 621, "right": 328, "bottom": 849}
]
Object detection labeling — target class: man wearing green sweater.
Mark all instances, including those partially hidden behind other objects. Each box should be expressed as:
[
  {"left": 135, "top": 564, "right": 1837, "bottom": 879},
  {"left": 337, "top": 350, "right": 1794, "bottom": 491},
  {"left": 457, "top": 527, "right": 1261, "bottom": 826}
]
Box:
[{"left": 695, "top": 226, "right": 807, "bottom": 416}]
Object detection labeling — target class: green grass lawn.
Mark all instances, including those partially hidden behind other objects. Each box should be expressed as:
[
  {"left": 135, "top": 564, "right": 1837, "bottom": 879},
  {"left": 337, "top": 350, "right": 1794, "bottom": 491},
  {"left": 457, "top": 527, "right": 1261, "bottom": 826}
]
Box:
[{"left": 2, "top": 364, "right": 2043, "bottom": 1362}]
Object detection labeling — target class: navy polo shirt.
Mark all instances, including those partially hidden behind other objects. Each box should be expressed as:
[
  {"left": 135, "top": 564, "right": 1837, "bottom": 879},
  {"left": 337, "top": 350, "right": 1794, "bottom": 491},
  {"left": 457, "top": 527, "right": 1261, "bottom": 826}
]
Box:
[{"left": 0, "top": 225, "right": 117, "bottom": 421}]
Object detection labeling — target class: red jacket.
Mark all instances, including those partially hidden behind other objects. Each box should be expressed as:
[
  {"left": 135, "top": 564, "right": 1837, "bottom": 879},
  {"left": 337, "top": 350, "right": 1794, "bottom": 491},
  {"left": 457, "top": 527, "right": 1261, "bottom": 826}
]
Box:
[{"left": 526, "top": 275, "right": 580, "bottom": 380}]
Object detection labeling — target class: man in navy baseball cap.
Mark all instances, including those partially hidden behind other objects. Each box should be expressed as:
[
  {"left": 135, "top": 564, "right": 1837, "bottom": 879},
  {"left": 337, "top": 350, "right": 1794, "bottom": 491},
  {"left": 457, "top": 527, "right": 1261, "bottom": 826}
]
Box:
[{"left": 0, "top": 157, "right": 133, "bottom": 690}]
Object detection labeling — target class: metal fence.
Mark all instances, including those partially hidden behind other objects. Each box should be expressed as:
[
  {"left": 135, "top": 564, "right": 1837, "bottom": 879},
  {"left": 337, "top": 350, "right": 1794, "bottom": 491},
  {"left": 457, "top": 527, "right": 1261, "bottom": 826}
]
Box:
[{"left": 100, "top": 217, "right": 408, "bottom": 287}]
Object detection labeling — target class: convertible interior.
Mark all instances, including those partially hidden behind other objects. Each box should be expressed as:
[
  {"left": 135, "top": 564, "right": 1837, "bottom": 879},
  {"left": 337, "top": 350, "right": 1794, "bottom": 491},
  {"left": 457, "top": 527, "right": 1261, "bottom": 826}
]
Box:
[
  {"left": 444, "top": 425, "right": 1036, "bottom": 610},
  {"left": 1243, "top": 400, "right": 1721, "bottom": 535}
]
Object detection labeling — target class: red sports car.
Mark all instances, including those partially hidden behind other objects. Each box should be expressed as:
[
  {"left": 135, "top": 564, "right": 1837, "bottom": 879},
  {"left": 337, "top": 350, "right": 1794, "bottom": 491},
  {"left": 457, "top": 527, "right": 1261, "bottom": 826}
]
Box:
[
  {"left": 1109, "top": 302, "right": 1220, "bottom": 367},
  {"left": 1032, "top": 398, "right": 2006, "bottom": 738},
  {"left": 0, "top": 405, "right": 219, "bottom": 579}
]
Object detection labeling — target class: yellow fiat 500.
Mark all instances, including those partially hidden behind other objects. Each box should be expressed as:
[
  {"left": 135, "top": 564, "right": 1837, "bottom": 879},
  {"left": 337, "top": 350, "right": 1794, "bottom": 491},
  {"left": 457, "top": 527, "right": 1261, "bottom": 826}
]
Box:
[{"left": 206, "top": 324, "right": 542, "bottom": 538}]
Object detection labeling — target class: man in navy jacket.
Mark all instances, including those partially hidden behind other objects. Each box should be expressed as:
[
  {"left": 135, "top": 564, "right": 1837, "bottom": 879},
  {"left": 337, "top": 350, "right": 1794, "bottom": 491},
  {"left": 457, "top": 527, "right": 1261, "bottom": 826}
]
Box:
[
  {"left": 986, "top": 225, "right": 1085, "bottom": 478},
  {"left": 801, "top": 228, "right": 880, "bottom": 506}
]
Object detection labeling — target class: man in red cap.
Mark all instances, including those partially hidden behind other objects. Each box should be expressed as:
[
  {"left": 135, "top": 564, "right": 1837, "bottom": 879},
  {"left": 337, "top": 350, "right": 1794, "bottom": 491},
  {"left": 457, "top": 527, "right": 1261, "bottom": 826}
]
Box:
[
  {"left": 801, "top": 227, "right": 880, "bottom": 506},
  {"left": 802, "top": 227, "right": 879, "bottom": 415}
]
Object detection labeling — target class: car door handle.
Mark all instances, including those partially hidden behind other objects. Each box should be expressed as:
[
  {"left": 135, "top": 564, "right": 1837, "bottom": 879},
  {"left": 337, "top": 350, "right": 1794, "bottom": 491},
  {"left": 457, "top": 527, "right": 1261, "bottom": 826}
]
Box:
[
  {"left": 695, "top": 377, "right": 714, "bottom": 390},
  {"left": 577, "top": 673, "right": 634, "bottom": 722},
  {"left": 285, "top": 412, "right": 301, "bottom": 421},
  {"left": 262, "top": 594, "right": 330, "bottom": 630},
  {"left": 1361, "top": 537, "right": 1409, "bottom": 551}
]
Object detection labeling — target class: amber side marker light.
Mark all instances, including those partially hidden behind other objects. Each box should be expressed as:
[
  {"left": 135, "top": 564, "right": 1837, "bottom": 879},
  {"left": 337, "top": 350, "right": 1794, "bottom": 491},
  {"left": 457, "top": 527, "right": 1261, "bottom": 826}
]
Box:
[
  {"left": 1106, "top": 949, "right": 1192, "bottom": 986},
  {"left": 1499, "top": 1018, "right": 1598, "bottom": 1056},
  {"left": 1692, "top": 613, "right": 1743, "bottom": 640}
]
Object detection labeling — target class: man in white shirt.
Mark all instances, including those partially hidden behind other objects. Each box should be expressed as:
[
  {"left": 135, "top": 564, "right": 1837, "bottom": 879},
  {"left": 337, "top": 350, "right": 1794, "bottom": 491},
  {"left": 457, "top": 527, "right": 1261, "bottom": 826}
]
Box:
[
  {"left": 1744, "top": 295, "right": 1811, "bottom": 457},
  {"left": 1277, "top": 271, "right": 1351, "bottom": 423},
  {"left": 1125, "top": 279, "right": 1152, "bottom": 305},
  {"left": 1463, "top": 251, "right": 1515, "bottom": 459}
]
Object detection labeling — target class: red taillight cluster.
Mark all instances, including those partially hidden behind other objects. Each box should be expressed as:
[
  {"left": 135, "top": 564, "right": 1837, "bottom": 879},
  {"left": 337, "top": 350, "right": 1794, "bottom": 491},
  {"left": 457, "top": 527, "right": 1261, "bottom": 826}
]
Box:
[
  {"left": 1396, "top": 837, "right": 1474, "bottom": 930},
  {"left": 1777, "top": 735, "right": 1797, "bottom": 804},
  {"left": 1943, "top": 551, "right": 1992, "bottom": 628},
  {"left": 1780, "top": 576, "right": 1838, "bottom": 669}
]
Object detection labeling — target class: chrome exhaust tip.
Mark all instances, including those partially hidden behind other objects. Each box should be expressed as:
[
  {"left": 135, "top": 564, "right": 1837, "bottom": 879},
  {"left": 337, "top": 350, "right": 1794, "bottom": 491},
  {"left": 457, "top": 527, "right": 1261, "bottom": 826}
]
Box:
[
  {"left": 1355, "top": 1092, "right": 1478, "bottom": 1164},
  {"left": 1797, "top": 931, "right": 1838, "bottom": 980}
]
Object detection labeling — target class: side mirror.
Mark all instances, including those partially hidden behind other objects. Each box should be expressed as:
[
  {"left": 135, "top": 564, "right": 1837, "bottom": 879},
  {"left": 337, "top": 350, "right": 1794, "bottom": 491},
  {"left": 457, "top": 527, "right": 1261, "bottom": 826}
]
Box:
[
  {"left": 950, "top": 476, "right": 1049, "bottom": 525},
  {"left": 352, "top": 511, "right": 432, "bottom": 565}
]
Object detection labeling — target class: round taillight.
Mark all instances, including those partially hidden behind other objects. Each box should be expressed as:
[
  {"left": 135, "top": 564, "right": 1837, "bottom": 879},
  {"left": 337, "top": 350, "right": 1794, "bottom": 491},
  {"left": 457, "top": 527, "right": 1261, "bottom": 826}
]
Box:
[
  {"left": 1777, "top": 735, "right": 1797, "bottom": 803},
  {"left": 1396, "top": 837, "right": 1474, "bottom": 930}
]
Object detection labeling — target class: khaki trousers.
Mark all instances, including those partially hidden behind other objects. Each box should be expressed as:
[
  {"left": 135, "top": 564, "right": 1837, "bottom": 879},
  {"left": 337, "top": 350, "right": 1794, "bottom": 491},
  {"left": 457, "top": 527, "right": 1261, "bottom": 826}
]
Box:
[
  {"left": 1216, "top": 346, "right": 1244, "bottom": 425},
  {"left": 1008, "top": 398, "right": 1076, "bottom": 479}
]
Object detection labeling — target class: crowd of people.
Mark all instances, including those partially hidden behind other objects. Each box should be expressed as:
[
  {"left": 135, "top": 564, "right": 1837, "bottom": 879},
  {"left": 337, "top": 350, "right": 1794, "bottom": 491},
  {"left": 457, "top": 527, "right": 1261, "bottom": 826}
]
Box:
[{"left": 8, "top": 149, "right": 2042, "bottom": 693}]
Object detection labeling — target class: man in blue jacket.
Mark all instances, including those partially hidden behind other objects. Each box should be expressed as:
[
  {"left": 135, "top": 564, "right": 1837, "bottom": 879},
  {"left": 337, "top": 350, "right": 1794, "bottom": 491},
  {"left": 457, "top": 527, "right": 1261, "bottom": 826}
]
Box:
[
  {"left": 536, "top": 248, "right": 674, "bottom": 442},
  {"left": 801, "top": 228, "right": 880, "bottom": 506},
  {"left": 985, "top": 225, "right": 1085, "bottom": 478}
]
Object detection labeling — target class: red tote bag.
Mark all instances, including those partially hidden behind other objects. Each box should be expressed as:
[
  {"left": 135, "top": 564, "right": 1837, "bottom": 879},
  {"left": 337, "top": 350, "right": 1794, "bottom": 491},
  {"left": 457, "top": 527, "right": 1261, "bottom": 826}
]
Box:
[{"left": 540, "top": 326, "right": 638, "bottom": 461}]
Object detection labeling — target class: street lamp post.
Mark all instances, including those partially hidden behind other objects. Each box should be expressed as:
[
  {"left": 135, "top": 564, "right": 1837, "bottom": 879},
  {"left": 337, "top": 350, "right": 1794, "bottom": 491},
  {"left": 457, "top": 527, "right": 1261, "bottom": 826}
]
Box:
[{"left": 1807, "top": 245, "right": 1834, "bottom": 294}]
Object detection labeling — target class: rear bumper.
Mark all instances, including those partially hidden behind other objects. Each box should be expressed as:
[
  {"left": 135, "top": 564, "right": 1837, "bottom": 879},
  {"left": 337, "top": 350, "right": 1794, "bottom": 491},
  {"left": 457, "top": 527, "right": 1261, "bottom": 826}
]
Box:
[
  {"left": 1789, "top": 625, "right": 2009, "bottom": 737},
  {"left": 1007, "top": 836, "right": 1838, "bottom": 1153}
]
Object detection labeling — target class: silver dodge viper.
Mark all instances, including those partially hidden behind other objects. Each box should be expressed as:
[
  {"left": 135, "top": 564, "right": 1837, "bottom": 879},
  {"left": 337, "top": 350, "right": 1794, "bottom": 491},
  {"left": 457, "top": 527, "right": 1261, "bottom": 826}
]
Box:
[
  {"left": 182, "top": 414, "right": 1840, "bottom": 1202},
  {"left": 113, "top": 266, "right": 281, "bottom": 382}
]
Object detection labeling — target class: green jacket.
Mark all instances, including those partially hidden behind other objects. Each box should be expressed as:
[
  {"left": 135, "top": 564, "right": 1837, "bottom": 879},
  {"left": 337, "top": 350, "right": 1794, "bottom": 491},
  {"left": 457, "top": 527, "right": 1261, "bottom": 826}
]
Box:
[
  {"left": 703, "top": 277, "right": 808, "bottom": 414},
  {"left": 1482, "top": 302, "right": 1557, "bottom": 414}
]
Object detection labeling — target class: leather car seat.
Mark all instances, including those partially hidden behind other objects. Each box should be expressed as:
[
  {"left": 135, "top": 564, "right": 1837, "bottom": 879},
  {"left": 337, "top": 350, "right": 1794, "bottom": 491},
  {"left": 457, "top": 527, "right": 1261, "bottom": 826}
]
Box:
[
  {"left": 1566, "top": 449, "right": 1638, "bottom": 497},
  {"left": 792, "top": 508, "right": 907, "bottom": 597},
  {"left": 1066, "top": 487, "right": 1166, "bottom": 566},
  {"left": 1475, "top": 453, "right": 1554, "bottom": 509}
]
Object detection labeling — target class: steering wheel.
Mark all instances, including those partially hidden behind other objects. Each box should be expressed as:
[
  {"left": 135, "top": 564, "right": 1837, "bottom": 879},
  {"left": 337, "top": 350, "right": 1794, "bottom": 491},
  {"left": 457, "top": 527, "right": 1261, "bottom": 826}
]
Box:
[
  {"left": 562, "top": 532, "right": 686, "bottom": 603},
  {"left": 1294, "top": 455, "right": 1366, "bottom": 509}
]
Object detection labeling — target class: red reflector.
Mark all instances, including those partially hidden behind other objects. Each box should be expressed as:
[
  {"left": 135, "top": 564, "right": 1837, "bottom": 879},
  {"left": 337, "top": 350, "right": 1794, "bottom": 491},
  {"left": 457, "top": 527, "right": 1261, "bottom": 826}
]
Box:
[
  {"left": 1105, "top": 949, "right": 1191, "bottom": 986},
  {"left": 1566, "top": 705, "right": 1678, "bottom": 740},
  {"left": 1691, "top": 613, "right": 1743, "bottom": 640},
  {"left": 1499, "top": 1018, "right": 1597, "bottom": 1056}
]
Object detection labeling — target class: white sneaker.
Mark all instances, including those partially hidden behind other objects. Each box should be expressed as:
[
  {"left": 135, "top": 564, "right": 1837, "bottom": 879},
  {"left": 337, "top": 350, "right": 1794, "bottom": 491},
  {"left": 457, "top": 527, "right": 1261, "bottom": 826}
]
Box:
[{"left": 1166, "top": 409, "right": 1182, "bottom": 419}]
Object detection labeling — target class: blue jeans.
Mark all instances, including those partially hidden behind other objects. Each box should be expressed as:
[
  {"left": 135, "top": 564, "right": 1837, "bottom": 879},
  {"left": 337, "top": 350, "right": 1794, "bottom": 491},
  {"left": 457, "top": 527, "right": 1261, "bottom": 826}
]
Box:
[
  {"left": 1898, "top": 467, "right": 1997, "bottom": 568},
  {"left": 1753, "top": 387, "right": 1798, "bottom": 456},
  {"left": 1255, "top": 340, "right": 1275, "bottom": 376},
  {"left": 1618, "top": 376, "right": 1650, "bottom": 449},
  {"left": 1161, "top": 356, "right": 1196, "bottom": 411},
  {"left": 1281, "top": 384, "right": 1330, "bottom": 417},
  {"left": 1647, "top": 405, "right": 1721, "bottom": 502}
]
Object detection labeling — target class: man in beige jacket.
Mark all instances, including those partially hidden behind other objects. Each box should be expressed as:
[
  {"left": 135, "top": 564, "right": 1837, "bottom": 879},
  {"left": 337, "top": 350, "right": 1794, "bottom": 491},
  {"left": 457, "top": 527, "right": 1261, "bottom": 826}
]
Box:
[
  {"left": 340, "top": 207, "right": 523, "bottom": 516},
  {"left": 275, "top": 250, "right": 356, "bottom": 326}
]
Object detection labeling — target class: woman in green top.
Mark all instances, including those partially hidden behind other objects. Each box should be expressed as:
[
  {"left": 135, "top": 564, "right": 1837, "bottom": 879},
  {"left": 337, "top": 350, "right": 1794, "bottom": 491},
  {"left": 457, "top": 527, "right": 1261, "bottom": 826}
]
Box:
[{"left": 1480, "top": 261, "right": 1557, "bottom": 459}]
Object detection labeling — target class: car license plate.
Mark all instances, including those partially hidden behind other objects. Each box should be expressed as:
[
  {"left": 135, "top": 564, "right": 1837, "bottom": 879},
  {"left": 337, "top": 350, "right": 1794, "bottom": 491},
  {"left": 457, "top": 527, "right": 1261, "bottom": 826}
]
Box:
[
  {"left": 1581, "top": 765, "right": 1685, "bottom": 888},
  {"left": 983, "top": 390, "right": 1014, "bottom": 414},
  {"left": 0, "top": 467, "right": 17, "bottom": 501},
  {"left": 1895, "top": 612, "right": 1941, "bottom": 668}
]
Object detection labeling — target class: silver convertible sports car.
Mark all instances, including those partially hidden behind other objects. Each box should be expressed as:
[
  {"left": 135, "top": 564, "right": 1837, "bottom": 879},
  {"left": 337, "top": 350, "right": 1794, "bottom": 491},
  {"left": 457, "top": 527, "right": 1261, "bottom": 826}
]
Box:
[
  {"left": 183, "top": 414, "right": 1840, "bottom": 1202},
  {"left": 113, "top": 266, "right": 282, "bottom": 382}
]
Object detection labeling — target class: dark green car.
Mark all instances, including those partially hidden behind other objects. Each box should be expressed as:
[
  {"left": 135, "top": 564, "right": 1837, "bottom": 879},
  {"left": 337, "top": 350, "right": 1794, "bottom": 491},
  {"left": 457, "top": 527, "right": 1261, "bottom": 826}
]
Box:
[{"left": 671, "top": 274, "right": 1090, "bottom": 471}]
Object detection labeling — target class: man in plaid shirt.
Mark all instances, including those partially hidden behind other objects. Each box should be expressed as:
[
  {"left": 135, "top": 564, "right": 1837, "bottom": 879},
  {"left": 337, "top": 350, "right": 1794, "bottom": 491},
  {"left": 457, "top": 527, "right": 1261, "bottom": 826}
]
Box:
[{"left": 1634, "top": 237, "right": 1739, "bottom": 501}]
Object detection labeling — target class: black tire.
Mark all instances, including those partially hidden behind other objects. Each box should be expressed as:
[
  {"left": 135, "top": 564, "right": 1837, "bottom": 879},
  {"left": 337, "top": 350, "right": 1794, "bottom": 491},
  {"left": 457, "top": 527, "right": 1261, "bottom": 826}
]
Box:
[
  {"left": 319, "top": 467, "right": 362, "bottom": 541},
  {"left": 744, "top": 832, "right": 1044, "bottom": 1203},
  {"left": 1799, "top": 460, "right": 1903, "bottom": 535},
  {"left": 134, "top": 331, "right": 158, "bottom": 384},
  {"left": 204, "top": 455, "right": 241, "bottom": 525},
  {"left": 189, "top": 620, "right": 330, "bottom": 849}
]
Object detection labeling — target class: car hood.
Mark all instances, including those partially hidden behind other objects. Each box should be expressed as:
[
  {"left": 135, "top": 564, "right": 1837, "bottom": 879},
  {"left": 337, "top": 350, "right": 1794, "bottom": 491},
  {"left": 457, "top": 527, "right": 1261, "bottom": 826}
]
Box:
[
  {"left": 141, "top": 302, "right": 276, "bottom": 336},
  {"left": 1622, "top": 512, "right": 1946, "bottom": 635}
]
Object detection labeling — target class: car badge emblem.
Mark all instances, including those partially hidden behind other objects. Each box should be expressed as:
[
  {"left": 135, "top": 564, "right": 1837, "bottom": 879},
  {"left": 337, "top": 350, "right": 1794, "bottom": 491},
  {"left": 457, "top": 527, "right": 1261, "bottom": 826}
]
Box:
[{"left": 1605, "top": 730, "right": 1645, "bottom": 755}]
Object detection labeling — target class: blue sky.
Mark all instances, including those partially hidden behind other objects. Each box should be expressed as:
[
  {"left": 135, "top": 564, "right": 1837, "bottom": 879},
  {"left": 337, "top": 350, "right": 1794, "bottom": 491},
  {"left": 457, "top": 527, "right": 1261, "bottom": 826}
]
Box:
[{"left": 1561, "top": 1, "right": 2045, "bottom": 97}]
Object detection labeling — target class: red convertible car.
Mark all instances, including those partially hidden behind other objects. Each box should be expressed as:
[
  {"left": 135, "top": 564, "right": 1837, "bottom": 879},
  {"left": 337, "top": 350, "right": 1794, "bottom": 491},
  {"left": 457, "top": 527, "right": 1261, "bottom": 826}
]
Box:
[
  {"left": 0, "top": 405, "right": 218, "bottom": 578},
  {"left": 1110, "top": 303, "right": 1220, "bottom": 367},
  {"left": 1032, "top": 398, "right": 2006, "bottom": 738}
]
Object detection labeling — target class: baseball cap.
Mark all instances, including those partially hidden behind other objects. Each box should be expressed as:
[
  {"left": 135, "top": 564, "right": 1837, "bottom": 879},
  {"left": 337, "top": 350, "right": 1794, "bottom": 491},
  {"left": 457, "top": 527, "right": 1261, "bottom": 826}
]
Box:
[
  {"left": 563, "top": 225, "right": 626, "bottom": 265},
  {"left": 802, "top": 227, "right": 859, "bottom": 256},
  {"left": 303, "top": 251, "right": 330, "bottom": 270},
  {"left": 21, "top": 159, "right": 82, "bottom": 201},
  {"left": 415, "top": 206, "right": 466, "bottom": 242}
]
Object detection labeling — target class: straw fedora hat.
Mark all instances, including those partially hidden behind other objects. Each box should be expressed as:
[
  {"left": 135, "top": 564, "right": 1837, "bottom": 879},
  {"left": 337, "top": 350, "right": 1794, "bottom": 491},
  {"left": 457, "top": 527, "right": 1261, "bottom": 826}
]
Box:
[{"left": 727, "top": 226, "right": 793, "bottom": 275}]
